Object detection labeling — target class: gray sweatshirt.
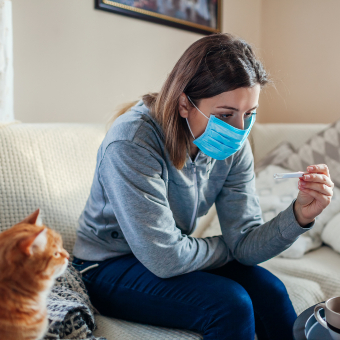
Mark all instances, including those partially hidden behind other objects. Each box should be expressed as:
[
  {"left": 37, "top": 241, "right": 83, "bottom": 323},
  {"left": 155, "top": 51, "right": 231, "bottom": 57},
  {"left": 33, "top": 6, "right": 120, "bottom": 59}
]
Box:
[{"left": 72, "top": 99, "right": 314, "bottom": 278}]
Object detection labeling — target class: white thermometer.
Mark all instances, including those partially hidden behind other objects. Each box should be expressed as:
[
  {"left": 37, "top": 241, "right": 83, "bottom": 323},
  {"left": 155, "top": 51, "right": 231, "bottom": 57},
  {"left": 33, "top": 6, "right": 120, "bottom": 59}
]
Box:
[{"left": 273, "top": 171, "right": 305, "bottom": 179}]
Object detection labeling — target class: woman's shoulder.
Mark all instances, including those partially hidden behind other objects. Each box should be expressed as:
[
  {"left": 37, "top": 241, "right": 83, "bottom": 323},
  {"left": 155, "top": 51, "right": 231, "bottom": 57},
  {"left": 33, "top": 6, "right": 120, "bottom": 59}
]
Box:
[{"left": 101, "top": 101, "right": 165, "bottom": 157}]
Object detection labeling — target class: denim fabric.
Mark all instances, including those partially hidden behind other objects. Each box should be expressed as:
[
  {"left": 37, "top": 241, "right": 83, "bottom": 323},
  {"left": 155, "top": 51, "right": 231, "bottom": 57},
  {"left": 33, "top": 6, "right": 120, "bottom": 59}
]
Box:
[
  {"left": 72, "top": 255, "right": 297, "bottom": 340},
  {"left": 72, "top": 99, "right": 314, "bottom": 279}
]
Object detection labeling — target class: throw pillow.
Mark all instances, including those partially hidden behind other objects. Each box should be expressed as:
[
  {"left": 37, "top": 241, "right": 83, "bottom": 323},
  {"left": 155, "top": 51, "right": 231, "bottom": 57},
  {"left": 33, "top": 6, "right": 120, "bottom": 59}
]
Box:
[
  {"left": 254, "top": 142, "right": 295, "bottom": 175},
  {"left": 279, "top": 119, "right": 340, "bottom": 188},
  {"left": 321, "top": 212, "right": 340, "bottom": 254}
]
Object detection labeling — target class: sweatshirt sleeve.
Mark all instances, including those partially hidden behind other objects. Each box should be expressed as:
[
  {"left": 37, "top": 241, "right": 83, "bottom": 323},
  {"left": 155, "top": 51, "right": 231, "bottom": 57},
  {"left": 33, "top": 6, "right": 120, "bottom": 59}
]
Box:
[
  {"left": 98, "top": 139, "right": 232, "bottom": 278},
  {"left": 215, "top": 139, "right": 315, "bottom": 267}
]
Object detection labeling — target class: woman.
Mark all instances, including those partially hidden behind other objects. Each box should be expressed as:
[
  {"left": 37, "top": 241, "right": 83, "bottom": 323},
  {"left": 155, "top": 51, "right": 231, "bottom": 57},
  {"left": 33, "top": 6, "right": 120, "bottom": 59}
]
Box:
[{"left": 72, "top": 33, "right": 334, "bottom": 339}]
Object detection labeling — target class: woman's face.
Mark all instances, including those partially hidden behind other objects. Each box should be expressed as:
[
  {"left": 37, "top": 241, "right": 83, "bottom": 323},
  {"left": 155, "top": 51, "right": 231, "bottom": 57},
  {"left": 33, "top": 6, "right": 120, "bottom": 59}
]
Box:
[{"left": 179, "top": 84, "right": 261, "bottom": 142}]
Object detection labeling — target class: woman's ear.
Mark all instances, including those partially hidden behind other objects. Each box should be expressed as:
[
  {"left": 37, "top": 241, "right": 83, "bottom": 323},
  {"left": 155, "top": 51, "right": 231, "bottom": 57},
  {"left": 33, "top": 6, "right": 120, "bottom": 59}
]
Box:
[{"left": 178, "top": 93, "right": 190, "bottom": 118}]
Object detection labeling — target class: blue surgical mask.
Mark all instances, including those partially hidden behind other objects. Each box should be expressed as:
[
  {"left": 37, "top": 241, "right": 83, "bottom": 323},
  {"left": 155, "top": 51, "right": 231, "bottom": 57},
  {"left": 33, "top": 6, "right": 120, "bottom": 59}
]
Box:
[{"left": 185, "top": 95, "right": 256, "bottom": 160}]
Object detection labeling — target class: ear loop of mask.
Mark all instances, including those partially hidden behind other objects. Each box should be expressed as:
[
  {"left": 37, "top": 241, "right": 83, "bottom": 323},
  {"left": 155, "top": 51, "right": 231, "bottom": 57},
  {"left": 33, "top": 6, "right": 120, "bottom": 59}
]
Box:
[
  {"left": 185, "top": 118, "right": 195, "bottom": 140},
  {"left": 187, "top": 95, "right": 209, "bottom": 119},
  {"left": 186, "top": 95, "right": 209, "bottom": 140}
]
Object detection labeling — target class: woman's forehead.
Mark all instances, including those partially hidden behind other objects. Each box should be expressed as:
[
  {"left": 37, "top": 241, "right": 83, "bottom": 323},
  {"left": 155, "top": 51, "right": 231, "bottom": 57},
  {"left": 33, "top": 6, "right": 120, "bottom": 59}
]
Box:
[{"left": 202, "top": 85, "right": 261, "bottom": 110}]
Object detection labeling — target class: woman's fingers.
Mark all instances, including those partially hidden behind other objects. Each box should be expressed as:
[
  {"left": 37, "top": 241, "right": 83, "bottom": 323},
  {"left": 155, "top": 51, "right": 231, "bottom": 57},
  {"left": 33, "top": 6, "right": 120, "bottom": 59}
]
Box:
[
  {"left": 299, "top": 180, "right": 333, "bottom": 196},
  {"left": 306, "top": 164, "right": 330, "bottom": 178},
  {"left": 298, "top": 186, "right": 332, "bottom": 209},
  {"left": 296, "top": 164, "right": 334, "bottom": 222},
  {"left": 299, "top": 165, "right": 334, "bottom": 202},
  {"left": 302, "top": 172, "right": 334, "bottom": 188}
]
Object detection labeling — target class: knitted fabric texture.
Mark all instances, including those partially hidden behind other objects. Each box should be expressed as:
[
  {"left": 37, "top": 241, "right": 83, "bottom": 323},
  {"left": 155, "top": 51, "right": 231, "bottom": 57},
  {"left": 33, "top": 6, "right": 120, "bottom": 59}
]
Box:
[
  {"left": 0, "top": 122, "right": 106, "bottom": 254},
  {"left": 44, "top": 262, "right": 106, "bottom": 340}
]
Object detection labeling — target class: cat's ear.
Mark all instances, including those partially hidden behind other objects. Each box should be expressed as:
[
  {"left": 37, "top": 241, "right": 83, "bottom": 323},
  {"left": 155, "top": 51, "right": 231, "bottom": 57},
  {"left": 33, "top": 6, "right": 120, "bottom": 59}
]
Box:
[
  {"left": 18, "top": 228, "right": 47, "bottom": 256},
  {"left": 20, "top": 209, "right": 43, "bottom": 226}
]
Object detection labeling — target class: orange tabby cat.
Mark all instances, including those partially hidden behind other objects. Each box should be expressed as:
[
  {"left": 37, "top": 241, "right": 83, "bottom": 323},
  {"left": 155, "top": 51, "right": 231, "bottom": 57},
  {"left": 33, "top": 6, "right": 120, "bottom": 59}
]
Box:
[{"left": 0, "top": 209, "right": 69, "bottom": 340}]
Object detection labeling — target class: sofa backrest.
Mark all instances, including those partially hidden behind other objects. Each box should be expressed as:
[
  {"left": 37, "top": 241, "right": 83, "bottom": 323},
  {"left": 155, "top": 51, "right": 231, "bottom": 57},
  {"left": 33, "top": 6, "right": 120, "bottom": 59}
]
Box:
[
  {"left": 0, "top": 120, "right": 330, "bottom": 252},
  {"left": 249, "top": 122, "right": 329, "bottom": 164},
  {"left": 0, "top": 121, "right": 106, "bottom": 254}
]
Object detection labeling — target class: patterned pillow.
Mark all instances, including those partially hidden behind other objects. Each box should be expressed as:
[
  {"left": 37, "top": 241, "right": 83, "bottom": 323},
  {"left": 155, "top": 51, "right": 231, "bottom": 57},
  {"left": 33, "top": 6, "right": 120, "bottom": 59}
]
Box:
[
  {"left": 254, "top": 142, "right": 295, "bottom": 175},
  {"left": 279, "top": 119, "right": 340, "bottom": 188}
]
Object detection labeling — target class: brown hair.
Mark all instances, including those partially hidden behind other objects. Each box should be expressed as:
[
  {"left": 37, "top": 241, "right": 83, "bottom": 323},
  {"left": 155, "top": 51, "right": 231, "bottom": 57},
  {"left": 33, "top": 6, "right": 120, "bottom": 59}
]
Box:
[{"left": 107, "top": 33, "right": 269, "bottom": 169}]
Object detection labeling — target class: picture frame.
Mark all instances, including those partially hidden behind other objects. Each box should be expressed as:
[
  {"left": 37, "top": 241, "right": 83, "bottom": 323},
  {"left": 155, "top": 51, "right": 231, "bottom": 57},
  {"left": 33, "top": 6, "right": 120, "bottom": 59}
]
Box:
[{"left": 95, "top": 0, "right": 222, "bottom": 35}]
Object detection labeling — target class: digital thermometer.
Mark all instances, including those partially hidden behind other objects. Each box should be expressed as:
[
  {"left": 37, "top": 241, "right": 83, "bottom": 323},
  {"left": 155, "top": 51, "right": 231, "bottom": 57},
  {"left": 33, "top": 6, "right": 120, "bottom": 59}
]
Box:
[{"left": 273, "top": 172, "right": 305, "bottom": 179}]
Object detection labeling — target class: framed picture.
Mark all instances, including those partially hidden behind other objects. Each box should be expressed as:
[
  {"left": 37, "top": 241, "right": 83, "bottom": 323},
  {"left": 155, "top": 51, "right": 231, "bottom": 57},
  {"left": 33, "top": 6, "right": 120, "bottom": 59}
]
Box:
[{"left": 95, "top": 0, "right": 222, "bottom": 35}]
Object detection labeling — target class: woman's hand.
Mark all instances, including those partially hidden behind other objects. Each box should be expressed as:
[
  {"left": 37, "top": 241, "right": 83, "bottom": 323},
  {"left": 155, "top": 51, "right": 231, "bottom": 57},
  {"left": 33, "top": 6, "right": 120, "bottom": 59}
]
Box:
[{"left": 294, "top": 164, "right": 334, "bottom": 227}]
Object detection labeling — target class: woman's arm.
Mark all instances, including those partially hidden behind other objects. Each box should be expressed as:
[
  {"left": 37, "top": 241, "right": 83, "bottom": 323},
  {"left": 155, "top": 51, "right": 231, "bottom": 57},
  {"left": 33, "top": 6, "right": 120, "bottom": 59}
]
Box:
[
  {"left": 215, "top": 139, "right": 315, "bottom": 267},
  {"left": 98, "top": 139, "right": 232, "bottom": 278}
]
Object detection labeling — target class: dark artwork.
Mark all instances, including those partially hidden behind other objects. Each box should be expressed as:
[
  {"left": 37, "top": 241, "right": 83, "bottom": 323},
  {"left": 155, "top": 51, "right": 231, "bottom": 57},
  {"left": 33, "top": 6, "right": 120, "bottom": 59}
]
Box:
[{"left": 95, "top": 0, "right": 221, "bottom": 35}]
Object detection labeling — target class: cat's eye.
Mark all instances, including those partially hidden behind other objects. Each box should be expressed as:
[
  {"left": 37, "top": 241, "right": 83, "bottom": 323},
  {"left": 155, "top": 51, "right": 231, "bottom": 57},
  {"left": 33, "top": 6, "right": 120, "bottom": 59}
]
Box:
[{"left": 54, "top": 251, "right": 60, "bottom": 258}]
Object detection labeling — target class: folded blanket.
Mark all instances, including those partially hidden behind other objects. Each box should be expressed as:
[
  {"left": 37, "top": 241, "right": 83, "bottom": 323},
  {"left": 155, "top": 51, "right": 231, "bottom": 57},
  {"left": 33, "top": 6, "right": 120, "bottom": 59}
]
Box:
[{"left": 44, "top": 262, "right": 107, "bottom": 340}]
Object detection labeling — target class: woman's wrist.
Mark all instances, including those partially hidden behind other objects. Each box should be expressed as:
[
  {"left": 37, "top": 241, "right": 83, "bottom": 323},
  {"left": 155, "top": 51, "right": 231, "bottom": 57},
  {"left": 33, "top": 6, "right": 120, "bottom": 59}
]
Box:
[{"left": 293, "top": 200, "right": 315, "bottom": 227}]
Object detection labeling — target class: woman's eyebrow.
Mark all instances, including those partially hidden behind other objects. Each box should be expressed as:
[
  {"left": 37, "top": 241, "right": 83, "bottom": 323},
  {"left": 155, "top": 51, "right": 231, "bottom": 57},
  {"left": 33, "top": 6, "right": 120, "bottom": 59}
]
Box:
[{"left": 216, "top": 105, "right": 259, "bottom": 111}]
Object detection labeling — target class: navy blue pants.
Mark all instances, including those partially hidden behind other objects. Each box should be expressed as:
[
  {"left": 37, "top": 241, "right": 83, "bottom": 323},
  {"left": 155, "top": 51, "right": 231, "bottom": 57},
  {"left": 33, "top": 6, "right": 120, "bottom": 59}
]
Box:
[{"left": 72, "top": 254, "right": 297, "bottom": 340}]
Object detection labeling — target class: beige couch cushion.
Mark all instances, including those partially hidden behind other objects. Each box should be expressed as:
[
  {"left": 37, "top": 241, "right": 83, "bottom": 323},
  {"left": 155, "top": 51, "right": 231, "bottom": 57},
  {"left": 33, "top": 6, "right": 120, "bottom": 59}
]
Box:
[
  {"left": 93, "top": 315, "right": 203, "bottom": 340},
  {"left": 0, "top": 121, "right": 106, "bottom": 254},
  {"left": 259, "top": 245, "right": 340, "bottom": 315}
]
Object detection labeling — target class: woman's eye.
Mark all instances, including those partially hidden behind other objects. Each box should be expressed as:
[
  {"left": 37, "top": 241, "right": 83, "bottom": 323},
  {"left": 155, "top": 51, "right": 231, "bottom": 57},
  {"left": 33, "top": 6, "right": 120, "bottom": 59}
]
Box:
[
  {"left": 216, "top": 114, "right": 232, "bottom": 119},
  {"left": 214, "top": 111, "right": 256, "bottom": 120},
  {"left": 245, "top": 111, "right": 256, "bottom": 118}
]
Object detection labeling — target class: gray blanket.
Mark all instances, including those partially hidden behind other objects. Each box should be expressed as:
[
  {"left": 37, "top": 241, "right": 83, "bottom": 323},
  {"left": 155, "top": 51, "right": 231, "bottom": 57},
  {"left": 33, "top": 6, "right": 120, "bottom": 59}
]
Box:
[{"left": 43, "top": 262, "right": 107, "bottom": 340}]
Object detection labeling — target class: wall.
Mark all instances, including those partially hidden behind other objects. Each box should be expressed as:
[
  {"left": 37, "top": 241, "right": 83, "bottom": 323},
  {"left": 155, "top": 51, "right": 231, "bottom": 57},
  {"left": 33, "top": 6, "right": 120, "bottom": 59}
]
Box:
[
  {"left": 12, "top": 0, "right": 262, "bottom": 123},
  {"left": 12, "top": 0, "right": 197, "bottom": 123},
  {"left": 15, "top": 0, "right": 338, "bottom": 124},
  {"left": 260, "top": 0, "right": 340, "bottom": 123},
  {"left": 223, "top": 0, "right": 262, "bottom": 55}
]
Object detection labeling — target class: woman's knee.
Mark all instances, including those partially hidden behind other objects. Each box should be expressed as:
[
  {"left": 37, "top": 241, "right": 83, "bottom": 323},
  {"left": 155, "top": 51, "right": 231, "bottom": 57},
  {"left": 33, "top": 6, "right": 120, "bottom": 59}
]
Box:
[
  {"left": 207, "top": 278, "right": 254, "bottom": 323},
  {"left": 228, "top": 263, "right": 291, "bottom": 307},
  {"left": 204, "top": 280, "right": 255, "bottom": 338},
  {"left": 257, "top": 268, "right": 291, "bottom": 304}
]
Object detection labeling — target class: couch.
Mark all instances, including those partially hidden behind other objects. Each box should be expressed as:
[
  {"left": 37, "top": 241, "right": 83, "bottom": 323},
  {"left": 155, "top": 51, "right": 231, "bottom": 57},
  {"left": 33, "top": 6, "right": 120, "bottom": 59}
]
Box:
[{"left": 1, "top": 120, "right": 339, "bottom": 339}]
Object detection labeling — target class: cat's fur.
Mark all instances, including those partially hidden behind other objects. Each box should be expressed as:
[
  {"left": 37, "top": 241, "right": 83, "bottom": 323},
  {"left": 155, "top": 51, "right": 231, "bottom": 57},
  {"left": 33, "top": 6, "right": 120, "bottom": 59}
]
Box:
[{"left": 0, "top": 209, "right": 69, "bottom": 340}]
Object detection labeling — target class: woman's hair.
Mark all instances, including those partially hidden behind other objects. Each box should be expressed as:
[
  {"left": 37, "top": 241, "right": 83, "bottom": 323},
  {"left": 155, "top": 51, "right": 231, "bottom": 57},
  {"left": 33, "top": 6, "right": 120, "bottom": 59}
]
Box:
[{"left": 107, "top": 33, "right": 269, "bottom": 169}]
